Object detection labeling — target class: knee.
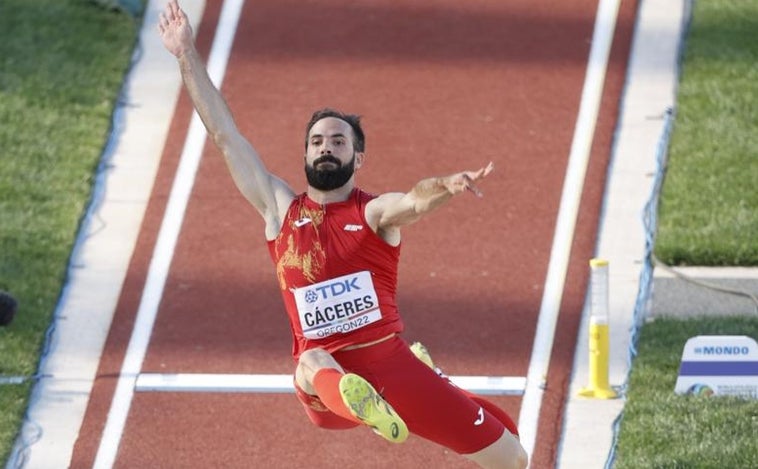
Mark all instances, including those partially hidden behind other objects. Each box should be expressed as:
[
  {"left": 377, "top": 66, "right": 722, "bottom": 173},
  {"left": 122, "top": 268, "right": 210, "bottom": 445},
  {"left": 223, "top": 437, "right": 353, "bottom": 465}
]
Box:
[
  {"left": 467, "top": 432, "right": 529, "bottom": 469},
  {"left": 298, "top": 348, "right": 342, "bottom": 372},
  {"left": 505, "top": 437, "right": 528, "bottom": 469},
  {"left": 296, "top": 348, "right": 343, "bottom": 391},
  {"left": 512, "top": 446, "right": 528, "bottom": 469}
]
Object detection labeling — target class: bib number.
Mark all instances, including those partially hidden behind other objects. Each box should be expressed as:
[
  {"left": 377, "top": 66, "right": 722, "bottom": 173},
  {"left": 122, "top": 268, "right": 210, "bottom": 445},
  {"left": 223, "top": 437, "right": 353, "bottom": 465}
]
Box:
[{"left": 294, "top": 271, "right": 382, "bottom": 339}]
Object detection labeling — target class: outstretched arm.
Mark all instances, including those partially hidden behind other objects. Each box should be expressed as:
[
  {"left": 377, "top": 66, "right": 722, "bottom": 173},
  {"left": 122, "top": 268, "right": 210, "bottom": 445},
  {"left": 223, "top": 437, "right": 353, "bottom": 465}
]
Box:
[
  {"left": 158, "top": 0, "right": 294, "bottom": 239},
  {"left": 365, "top": 162, "right": 494, "bottom": 243}
]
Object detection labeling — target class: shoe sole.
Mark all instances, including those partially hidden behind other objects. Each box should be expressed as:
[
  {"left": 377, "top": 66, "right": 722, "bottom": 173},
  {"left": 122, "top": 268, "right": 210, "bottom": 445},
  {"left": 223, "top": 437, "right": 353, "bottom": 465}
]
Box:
[{"left": 339, "top": 373, "right": 408, "bottom": 444}]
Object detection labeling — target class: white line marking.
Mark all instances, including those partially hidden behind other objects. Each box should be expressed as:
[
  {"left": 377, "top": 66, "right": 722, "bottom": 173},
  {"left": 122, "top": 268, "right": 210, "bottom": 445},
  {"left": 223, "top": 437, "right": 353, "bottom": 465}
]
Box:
[
  {"left": 134, "top": 373, "right": 528, "bottom": 396},
  {"left": 517, "top": 0, "right": 622, "bottom": 462},
  {"left": 92, "top": 1, "right": 244, "bottom": 467}
]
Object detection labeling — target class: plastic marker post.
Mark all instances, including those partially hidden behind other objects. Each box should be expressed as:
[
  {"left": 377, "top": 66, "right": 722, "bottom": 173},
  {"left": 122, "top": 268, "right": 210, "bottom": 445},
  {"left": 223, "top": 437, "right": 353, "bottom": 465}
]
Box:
[{"left": 579, "top": 259, "right": 617, "bottom": 398}]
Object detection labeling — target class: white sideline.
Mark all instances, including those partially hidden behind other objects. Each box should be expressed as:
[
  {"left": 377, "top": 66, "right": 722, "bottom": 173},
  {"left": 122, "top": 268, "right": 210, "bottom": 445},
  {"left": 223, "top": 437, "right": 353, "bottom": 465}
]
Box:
[
  {"left": 558, "top": 1, "right": 688, "bottom": 467},
  {"left": 92, "top": 1, "right": 245, "bottom": 468},
  {"left": 517, "top": 0, "right": 622, "bottom": 462}
]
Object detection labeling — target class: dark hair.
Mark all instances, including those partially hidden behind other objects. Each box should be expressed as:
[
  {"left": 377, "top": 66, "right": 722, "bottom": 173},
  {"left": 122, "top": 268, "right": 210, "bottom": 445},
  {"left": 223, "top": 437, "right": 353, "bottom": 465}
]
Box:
[{"left": 304, "top": 108, "right": 365, "bottom": 152}]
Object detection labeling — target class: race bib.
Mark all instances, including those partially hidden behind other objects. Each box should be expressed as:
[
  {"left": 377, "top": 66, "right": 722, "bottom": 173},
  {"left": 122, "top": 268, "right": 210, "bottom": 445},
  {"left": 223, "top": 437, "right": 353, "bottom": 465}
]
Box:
[{"left": 293, "top": 271, "right": 382, "bottom": 339}]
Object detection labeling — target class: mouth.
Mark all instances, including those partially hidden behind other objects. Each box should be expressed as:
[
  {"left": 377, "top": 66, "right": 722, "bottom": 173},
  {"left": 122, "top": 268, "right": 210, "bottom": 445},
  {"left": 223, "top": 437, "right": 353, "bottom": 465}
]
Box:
[{"left": 314, "top": 156, "right": 341, "bottom": 170}]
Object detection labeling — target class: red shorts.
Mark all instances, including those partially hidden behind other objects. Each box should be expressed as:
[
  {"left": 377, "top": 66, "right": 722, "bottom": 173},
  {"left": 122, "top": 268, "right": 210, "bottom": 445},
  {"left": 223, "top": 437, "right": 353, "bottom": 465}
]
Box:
[{"left": 293, "top": 336, "right": 506, "bottom": 454}]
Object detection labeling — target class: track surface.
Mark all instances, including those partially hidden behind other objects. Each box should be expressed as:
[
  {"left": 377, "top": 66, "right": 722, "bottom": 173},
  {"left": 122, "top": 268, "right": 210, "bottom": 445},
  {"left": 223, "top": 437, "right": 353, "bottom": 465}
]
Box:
[{"left": 71, "top": 0, "right": 637, "bottom": 467}]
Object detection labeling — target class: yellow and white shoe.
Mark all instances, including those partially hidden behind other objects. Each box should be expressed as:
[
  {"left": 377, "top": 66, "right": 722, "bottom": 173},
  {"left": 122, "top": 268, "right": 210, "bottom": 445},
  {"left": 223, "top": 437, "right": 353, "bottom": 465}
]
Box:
[
  {"left": 410, "top": 341, "right": 435, "bottom": 369},
  {"left": 339, "top": 373, "right": 408, "bottom": 444}
]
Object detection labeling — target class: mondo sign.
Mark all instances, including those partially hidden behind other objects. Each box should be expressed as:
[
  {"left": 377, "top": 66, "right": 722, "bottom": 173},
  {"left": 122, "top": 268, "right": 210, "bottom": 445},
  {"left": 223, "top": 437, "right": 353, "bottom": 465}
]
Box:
[{"left": 674, "top": 335, "right": 758, "bottom": 398}]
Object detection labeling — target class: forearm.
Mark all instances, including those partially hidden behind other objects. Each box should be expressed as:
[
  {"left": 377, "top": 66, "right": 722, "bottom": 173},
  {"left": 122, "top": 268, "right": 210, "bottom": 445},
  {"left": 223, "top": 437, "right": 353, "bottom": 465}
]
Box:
[
  {"left": 177, "top": 47, "right": 237, "bottom": 142},
  {"left": 175, "top": 47, "right": 283, "bottom": 217},
  {"left": 407, "top": 176, "right": 455, "bottom": 216},
  {"left": 373, "top": 165, "right": 491, "bottom": 229}
]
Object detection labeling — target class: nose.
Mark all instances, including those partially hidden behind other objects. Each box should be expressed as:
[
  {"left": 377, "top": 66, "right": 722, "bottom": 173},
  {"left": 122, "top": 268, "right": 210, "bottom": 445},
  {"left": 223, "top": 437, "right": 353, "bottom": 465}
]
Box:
[{"left": 319, "top": 142, "right": 332, "bottom": 155}]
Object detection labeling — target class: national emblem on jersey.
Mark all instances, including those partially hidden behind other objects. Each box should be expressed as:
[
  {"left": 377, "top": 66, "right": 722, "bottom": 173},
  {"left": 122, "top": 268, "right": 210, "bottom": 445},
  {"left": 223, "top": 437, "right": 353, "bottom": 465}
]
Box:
[{"left": 274, "top": 204, "right": 325, "bottom": 290}]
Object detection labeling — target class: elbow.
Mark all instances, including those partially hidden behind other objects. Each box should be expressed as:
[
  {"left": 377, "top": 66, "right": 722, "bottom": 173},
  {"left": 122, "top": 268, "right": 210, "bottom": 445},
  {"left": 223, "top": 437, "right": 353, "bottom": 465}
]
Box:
[
  {"left": 211, "top": 130, "right": 231, "bottom": 149},
  {"left": 210, "top": 129, "right": 241, "bottom": 158}
]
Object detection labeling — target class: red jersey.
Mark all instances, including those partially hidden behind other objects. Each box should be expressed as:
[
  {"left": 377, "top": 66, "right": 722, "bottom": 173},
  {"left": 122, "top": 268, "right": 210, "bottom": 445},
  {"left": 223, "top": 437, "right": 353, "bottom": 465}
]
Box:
[{"left": 267, "top": 189, "right": 404, "bottom": 359}]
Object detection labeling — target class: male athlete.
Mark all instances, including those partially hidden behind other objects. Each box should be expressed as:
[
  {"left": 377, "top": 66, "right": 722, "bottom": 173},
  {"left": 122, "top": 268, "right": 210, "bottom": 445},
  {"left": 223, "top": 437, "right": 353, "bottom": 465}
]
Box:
[{"left": 159, "top": 1, "right": 527, "bottom": 468}]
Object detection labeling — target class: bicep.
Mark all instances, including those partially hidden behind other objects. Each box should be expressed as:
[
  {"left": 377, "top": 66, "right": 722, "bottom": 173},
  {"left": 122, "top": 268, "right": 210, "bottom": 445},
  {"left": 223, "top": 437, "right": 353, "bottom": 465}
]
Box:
[{"left": 367, "top": 192, "right": 421, "bottom": 231}]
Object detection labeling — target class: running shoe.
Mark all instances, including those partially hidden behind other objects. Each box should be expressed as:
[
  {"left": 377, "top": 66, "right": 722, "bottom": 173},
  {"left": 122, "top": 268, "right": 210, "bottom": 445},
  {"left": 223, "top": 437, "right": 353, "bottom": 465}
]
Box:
[
  {"left": 339, "top": 373, "right": 408, "bottom": 443},
  {"left": 409, "top": 341, "right": 435, "bottom": 369}
]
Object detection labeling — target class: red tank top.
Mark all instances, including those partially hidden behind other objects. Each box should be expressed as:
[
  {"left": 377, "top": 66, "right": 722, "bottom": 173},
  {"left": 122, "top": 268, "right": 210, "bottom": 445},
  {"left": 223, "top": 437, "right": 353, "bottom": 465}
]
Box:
[{"left": 267, "top": 189, "right": 404, "bottom": 359}]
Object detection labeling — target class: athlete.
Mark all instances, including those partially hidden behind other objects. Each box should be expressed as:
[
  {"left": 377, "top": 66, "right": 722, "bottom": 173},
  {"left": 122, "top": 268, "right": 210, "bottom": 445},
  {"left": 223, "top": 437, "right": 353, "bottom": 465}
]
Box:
[{"left": 159, "top": 1, "right": 527, "bottom": 468}]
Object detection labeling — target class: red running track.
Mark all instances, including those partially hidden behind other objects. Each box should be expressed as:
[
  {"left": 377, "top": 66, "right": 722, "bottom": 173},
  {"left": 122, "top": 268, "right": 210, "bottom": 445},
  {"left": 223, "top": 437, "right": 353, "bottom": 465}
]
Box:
[{"left": 71, "top": 0, "right": 637, "bottom": 467}]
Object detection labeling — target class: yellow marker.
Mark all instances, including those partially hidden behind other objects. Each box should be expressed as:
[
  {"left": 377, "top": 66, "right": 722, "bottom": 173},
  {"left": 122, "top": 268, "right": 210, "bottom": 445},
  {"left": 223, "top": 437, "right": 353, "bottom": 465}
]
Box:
[
  {"left": 579, "top": 258, "right": 617, "bottom": 399},
  {"left": 579, "top": 315, "right": 617, "bottom": 398}
]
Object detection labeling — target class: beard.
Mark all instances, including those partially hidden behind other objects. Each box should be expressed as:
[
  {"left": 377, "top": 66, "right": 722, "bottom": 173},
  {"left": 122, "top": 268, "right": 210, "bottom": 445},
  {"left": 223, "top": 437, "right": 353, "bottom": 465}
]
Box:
[{"left": 304, "top": 154, "right": 356, "bottom": 191}]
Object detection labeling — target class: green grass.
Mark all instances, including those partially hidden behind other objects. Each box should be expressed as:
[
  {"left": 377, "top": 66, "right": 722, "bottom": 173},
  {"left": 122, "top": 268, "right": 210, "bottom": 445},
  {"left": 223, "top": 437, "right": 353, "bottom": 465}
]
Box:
[
  {"left": 612, "top": 2, "right": 758, "bottom": 466},
  {"left": 654, "top": 0, "right": 758, "bottom": 266},
  {"left": 0, "top": 0, "right": 143, "bottom": 463},
  {"left": 0, "top": 0, "right": 755, "bottom": 467},
  {"left": 614, "top": 317, "right": 758, "bottom": 469}
]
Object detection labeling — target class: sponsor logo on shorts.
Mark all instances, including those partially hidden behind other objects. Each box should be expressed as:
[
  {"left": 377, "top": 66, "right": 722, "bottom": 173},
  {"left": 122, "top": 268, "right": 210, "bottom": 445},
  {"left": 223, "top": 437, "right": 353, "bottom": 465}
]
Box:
[{"left": 474, "top": 407, "right": 484, "bottom": 426}]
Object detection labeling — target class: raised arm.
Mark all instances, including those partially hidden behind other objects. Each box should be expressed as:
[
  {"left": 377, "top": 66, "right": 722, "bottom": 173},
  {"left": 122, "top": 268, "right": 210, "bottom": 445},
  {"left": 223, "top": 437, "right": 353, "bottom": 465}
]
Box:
[
  {"left": 158, "top": 0, "right": 294, "bottom": 239},
  {"left": 365, "top": 162, "right": 494, "bottom": 245}
]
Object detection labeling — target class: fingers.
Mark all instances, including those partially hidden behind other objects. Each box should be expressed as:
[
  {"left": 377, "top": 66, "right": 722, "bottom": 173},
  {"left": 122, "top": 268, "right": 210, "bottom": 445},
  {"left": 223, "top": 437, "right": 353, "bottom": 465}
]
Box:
[
  {"left": 464, "top": 175, "right": 484, "bottom": 197},
  {"left": 158, "top": 0, "right": 190, "bottom": 40},
  {"left": 483, "top": 161, "right": 494, "bottom": 177},
  {"left": 169, "top": 0, "right": 180, "bottom": 20},
  {"left": 462, "top": 162, "right": 494, "bottom": 197},
  {"left": 158, "top": 0, "right": 182, "bottom": 26}
]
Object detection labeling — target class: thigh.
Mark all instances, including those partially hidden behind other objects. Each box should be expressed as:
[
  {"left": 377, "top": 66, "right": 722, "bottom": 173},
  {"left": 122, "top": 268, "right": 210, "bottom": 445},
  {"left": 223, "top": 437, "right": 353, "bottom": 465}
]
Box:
[{"left": 342, "top": 339, "right": 505, "bottom": 454}]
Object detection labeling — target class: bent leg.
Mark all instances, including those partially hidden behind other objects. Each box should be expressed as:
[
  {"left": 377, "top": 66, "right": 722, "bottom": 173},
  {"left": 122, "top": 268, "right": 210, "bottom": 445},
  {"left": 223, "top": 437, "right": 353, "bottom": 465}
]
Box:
[
  {"left": 296, "top": 348, "right": 357, "bottom": 422},
  {"left": 464, "top": 392, "right": 520, "bottom": 438},
  {"left": 295, "top": 347, "right": 345, "bottom": 394},
  {"left": 295, "top": 347, "right": 408, "bottom": 443},
  {"left": 464, "top": 431, "right": 528, "bottom": 469},
  {"left": 410, "top": 342, "right": 520, "bottom": 436}
]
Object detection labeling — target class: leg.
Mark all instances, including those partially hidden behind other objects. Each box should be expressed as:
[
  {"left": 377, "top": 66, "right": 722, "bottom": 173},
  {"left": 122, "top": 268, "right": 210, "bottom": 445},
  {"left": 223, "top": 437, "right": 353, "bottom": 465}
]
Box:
[
  {"left": 295, "top": 348, "right": 408, "bottom": 443},
  {"left": 293, "top": 380, "right": 359, "bottom": 430},
  {"left": 464, "top": 431, "right": 529, "bottom": 469},
  {"left": 407, "top": 342, "right": 527, "bottom": 468},
  {"left": 294, "top": 347, "right": 344, "bottom": 395},
  {"left": 410, "top": 342, "right": 520, "bottom": 437}
]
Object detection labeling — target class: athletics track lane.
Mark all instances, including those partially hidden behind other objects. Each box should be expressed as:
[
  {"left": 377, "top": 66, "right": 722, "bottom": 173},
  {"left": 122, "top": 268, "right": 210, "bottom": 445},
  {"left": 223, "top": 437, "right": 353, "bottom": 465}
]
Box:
[{"left": 71, "top": 0, "right": 637, "bottom": 467}]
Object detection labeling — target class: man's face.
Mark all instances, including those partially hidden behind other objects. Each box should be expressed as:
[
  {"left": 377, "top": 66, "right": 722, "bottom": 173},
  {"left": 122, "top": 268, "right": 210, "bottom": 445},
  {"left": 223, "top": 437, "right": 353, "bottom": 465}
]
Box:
[{"left": 304, "top": 117, "right": 363, "bottom": 191}]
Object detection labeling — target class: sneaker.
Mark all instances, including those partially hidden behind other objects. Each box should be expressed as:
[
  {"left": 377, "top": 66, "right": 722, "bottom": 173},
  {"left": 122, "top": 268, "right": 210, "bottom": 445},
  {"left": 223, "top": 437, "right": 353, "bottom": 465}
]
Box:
[
  {"left": 410, "top": 342, "right": 451, "bottom": 382},
  {"left": 339, "top": 373, "right": 408, "bottom": 443},
  {"left": 409, "top": 341, "right": 435, "bottom": 369}
]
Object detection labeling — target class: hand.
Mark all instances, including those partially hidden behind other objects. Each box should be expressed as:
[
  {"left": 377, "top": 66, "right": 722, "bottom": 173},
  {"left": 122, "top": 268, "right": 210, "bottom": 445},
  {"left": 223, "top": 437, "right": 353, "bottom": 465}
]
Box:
[
  {"left": 157, "top": 0, "right": 194, "bottom": 58},
  {"left": 443, "top": 161, "right": 494, "bottom": 197}
]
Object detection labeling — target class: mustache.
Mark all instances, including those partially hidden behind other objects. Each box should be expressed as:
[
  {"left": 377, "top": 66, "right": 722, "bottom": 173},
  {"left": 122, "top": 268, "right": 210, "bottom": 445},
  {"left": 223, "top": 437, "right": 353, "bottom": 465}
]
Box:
[{"left": 312, "top": 155, "right": 342, "bottom": 168}]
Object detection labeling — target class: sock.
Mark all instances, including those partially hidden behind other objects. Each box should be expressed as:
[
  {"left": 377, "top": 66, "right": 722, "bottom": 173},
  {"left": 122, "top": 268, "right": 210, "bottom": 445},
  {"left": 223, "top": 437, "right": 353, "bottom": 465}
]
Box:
[{"left": 312, "top": 368, "right": 361, "bottom": 423}]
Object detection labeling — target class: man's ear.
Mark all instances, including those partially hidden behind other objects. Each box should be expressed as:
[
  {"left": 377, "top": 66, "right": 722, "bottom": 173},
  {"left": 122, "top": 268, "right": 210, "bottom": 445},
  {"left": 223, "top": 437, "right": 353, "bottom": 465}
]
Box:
[{"left": 355, "top": 152, "right": 366, "bottom": 170}]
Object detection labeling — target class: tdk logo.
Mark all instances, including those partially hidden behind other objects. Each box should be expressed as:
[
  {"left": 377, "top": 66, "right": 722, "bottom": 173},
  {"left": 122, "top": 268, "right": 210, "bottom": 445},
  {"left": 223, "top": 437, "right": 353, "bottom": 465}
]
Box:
[
  {"left": 304, "top": 277, "right": 362, "bottom": 303},
  {"left": 695, "top": 346, "right": 750, "bottom": 355}
]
